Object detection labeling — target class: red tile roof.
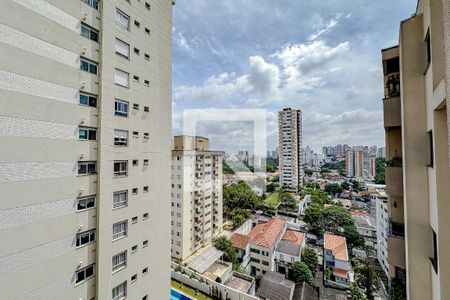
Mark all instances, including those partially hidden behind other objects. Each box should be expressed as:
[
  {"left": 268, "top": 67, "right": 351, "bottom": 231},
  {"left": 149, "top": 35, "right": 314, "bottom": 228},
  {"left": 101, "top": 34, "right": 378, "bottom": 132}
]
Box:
[
  {"left": 248, "top": 219, "right": 285, "bottom": 248},
  {"left": 324, "top": 234, "right": 348, "bottom": 261},
  {"left": 281, "top": 230, "right": 305, "bottom": 246},
  {"left": 229, "top": 233, "right": 250, "bottom": 250},
  {"left": 332, "top": 268, "right": 348, "bottom": 278}
]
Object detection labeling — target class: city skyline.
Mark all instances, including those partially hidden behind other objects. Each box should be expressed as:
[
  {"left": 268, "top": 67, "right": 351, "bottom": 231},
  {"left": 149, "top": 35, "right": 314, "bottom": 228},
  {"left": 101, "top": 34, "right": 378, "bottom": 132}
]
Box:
[{"left": 172, "top": 0, "right": 414, "bottom": 154}]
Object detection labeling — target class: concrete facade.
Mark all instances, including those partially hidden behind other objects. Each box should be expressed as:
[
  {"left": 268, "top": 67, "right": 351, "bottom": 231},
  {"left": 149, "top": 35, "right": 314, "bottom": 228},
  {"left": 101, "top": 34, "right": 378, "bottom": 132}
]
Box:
[
  {"left": 382, "top": 1, "right": 450, "bottom": 298},
  {"left": 0, "top": 0, "right": 173, "bottom": 299},
  {"left": 171, "top": 136, "right": 224, "bottom": 260}
]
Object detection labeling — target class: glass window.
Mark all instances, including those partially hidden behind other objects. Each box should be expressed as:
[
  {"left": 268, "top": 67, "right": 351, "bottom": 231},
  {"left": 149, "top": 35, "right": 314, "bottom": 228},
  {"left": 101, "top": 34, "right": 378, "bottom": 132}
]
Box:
[
  {"left": 77, "top": 195, "right": 96, "bottom": 211},
  {"left": 78, "top": 162, "right": 97, "bottom": 175},
  {"left": 112, "top": 221, "right": 127, "bottom": 240},
  {"left": 113, "top": 190, "right": 128, "bottom": 208},
  {"left": 112, "top": 251, "right": 126, "bottom": 271},
  {"left": 115, "top": 38, "right": 130, "bottom": 59},
  {"left": 76, "top": 264, "right": 95, "bottom": 284},
  {"left": 79, "top": 127, "right": 97, "bottom": 140},
  {"left": 83, "top": 0, "right": 99, "bottom": 9},
  {"left": 79, "top": 92, "right": 97, "bottom": 107},
  {"left": 112, "top": 281, "right": 127, "bottom": 300},
  {"left": 76, "top": 229, "right": 96, "bottom": 247},
  {"left": 116, "top": 9, "right": 129, "bottom": 29},
  {"left": 80, "top": 58, "right": 98, "bottom": 75},
  {"left": 114, "top": 129, "right": 128, "bottom": 146},
  {"left": 114, "top": 99, "right": 128, "bottom": 117},
  {"left": 113, "top": 161, "right": 128, "bottom": 176},
  {"left": 115, "top": 68, "right": 129, "bottom": 87},
  {"left": 81, "top": 24, "right": 98, "bottom": 42}
]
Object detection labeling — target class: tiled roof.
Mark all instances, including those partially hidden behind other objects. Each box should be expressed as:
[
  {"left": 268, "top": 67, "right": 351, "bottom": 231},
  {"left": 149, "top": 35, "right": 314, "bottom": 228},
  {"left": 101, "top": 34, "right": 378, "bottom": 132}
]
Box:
[
  {"left": 282, "top": 230, "right": 305, "bottom": 245},
  {"left": 324, "top": 234, "right": 348, "bottom": 261},
  {"left": 248, "top": 218, "right": 285, "bottom": 248},
  {"left": 257, "top": 271, "right": 295, "bottom": 300},
  {"left": 332, "top": 268, "right": 348, "bottom": 279},
  {"left": 340, "top": 199, "right": 352, "bottom": 207},
  {"left": 275, "top": 240, "right": 301, "bottom": 257},
  {"left": 229, "top": 233, "right": 250, "bottom": 250}
]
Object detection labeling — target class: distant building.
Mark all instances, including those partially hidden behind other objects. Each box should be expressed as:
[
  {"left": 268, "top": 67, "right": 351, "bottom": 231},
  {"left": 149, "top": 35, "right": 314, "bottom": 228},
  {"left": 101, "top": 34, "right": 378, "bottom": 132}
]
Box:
[
  {"left": 171, "top": 136, "right": 224, "bottom": 260},
  {"left": 345, "top": 146, "right": 376, "bottom": 179},
  {"left": 377, "top": 146, "right": 386, "bottom": 158},
  {"left": 279, "top": 108, "right": 303, "bottom": 190}
]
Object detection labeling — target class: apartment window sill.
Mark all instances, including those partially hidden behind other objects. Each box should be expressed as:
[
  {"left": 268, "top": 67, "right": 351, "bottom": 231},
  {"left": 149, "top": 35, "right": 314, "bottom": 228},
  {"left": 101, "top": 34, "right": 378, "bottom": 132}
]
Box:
[
  {"left": 112, "top": 235, "right": 127, "bottom": 242},
  {"left": 112, "top": 266, "right": 126, "bottom": 274}
]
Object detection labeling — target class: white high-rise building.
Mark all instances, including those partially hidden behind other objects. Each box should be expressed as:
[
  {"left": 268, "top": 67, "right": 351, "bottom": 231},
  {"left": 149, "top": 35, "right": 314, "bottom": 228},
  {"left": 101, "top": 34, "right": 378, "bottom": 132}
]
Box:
[
  {"left": 0, "top": 1, "right": 174, "bottom": 299},
  {"left": 278, "top": 108, "right": 303, "bottom": 190},
  {"left": 171, "top": 136, "right": 224, "bottom": 260}
]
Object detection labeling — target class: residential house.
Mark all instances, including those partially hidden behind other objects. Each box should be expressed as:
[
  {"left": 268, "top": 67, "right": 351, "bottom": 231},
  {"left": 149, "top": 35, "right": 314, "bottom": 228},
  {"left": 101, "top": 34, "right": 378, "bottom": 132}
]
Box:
[
  {"left": 324, "top": 234, "right": 352, "bottom": 286},
  {"left": 274, "top": 230, "right": 306, "bottom": 276}
]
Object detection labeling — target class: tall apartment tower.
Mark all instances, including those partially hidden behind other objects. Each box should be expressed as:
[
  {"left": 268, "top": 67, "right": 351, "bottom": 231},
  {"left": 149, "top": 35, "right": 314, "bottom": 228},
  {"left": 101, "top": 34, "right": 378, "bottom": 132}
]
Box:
[
  {"left": 0, "top": 0, "right": 174, "bottom": 299},
  {"left": 382, "top": 0, "right": 450, "bottom": 298},
  {"left": 171, "top": 136, "right": 224, "bottom": 260},
  {"left": 345, "top": 147, "right": 374, "bottom": 179},
  {"left": 278, "top": 108, "right": 303, "bottom": 191}
]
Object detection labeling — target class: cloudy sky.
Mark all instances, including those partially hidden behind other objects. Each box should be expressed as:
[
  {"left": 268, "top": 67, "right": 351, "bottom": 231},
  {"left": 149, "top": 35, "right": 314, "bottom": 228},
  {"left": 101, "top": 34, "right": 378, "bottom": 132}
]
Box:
[{"left": 172, "top": 0, "right": 415, "bottom": 154}]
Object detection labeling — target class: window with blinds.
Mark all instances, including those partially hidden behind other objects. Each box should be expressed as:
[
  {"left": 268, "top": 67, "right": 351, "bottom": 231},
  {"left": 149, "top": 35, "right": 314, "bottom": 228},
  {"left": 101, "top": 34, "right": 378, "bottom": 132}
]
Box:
[
  {"left": 112, "top": 282, "right": 127, "bottom": 300},
  {"left": 115, "top": 68, "right": 129, "bottom": 87},
  {"left": 112, "top": 220, "right": 127, "bottom": 240},
  {"left": 113, "top": 190, "right": 128, "bottom": 209},
  {"left": 114, "top": 129, "right": 128, "bottom": 146},
  {"left": 112, "top": 251, "right": 126, "bottom": 272},
  {"left": 115, "top": 9, "right": 129, "bottom": 29},
  {"left": 115, "top": 38, "right": 129, "bottom": 59}
]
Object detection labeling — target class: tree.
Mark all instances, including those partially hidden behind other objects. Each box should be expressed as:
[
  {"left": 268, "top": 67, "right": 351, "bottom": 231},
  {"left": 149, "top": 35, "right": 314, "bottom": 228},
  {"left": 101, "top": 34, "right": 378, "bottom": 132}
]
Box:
[
  {"left": 389, "top": 278, "right": 406, "bottom": 300},
  {"left": 223, "top": 181, "right": 262, "bottom": 215},
  {"left": 341, "top": 181, "right": 350, "bottom": 191},
  {"left": 291, "top": 261, "right": 313, "bottom": 284},
  {"left": 354, "top": 259, "right": 380, "bottom": 300},
  {"left": 305, "top": 182, "right": 320, "bottom": 189},
  {"left": 223, "top": 162, "right": 235, "bottom": 174},
  {"left": 324, "top": 183, "right": 343, "bottom": 196},
  {"left": 303, "top": 202, "right": 324, "bottom": 233},
  {"left": 231, "top": 208, "right": 250, "bottom": 228},
  {"left": 350, "top": 283, "right": 367, "bottom": 300},
  {"left": 351, "top": 180, "right": 364, "bottom": 192},
  {"left": 374, "top": 158, "right": 386, "bottom": 184},
  {"left": 308, "top": 189, "right": 330, "bottom": 205},
  {"left": 304, "top": 168, "right": 313, "bottom": 176},
  {"left": 301, "top": 248, "right": 318, "bottom": 276},
  {"left": 213, "top": 236, "right": 238, "bottom": 268}
]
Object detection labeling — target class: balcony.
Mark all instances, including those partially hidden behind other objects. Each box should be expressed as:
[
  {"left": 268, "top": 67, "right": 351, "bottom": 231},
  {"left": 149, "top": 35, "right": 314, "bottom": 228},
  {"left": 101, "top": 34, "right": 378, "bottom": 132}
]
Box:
[
  {"left": 383, "top": 96, "right": 401, "bottom": 128},
  {"left": 385, "top": 166, "right": 403, "bottom": 197}
]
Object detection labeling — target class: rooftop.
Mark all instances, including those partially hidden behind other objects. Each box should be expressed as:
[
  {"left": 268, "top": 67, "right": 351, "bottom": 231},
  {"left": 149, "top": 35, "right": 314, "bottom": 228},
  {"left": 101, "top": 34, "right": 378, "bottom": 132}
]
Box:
[
  {"left": 229, "top": 233, "right": 251, "bottom": 250},
  {"left": 275, "top": 240, "right": 302, "bottom": 257},
  {"left": 224, "top": 272, "right": 254, "bottom": 294},
  {"left": 248, "top": 218, "right": 285, "bottom": 248},
  {"left": 257, "top": 271, "right": 295, "bottom": 300},
  {"left": 282, "top": 230, "right": 305, "bottom": 245},
  {"left": 324, "top": 234, "right": 348, "bottom": 261},
  {"left": 187, "top": 247, "right": 224, "bottom": 274},
  {"left": 203, "top": 261, "right": 231, "bottom": 282}
]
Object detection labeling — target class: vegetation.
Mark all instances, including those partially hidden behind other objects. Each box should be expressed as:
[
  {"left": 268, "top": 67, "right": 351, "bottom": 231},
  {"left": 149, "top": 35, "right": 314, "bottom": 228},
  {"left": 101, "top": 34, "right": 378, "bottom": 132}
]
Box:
[
  {"left": 265, "top": 192, "right": 281, "bottom": 207},
  {"left": 305, "top": 182, "right": 320, "bottom": 189},
  {"left": 304, "top": 202, "right": 364, "bottom": 249},
  {"left": 304, "top": 168, "right": 313, "bottom": 176},
  {"left": 277, "top": 188, "right": 298, "bottom": 212},
  {"left": 353, "top": 259, "right": 380, "bottom": 300},
  {"left": 301, "top": 248, "right": 318, "bottom": 276},
  {"left": 213, "top": 236, "right": 238, "bottom": 268},
  {"left": 223, "top": 181, "right": 262, "bottom": 215},
  {"left": 324, "top": 183, "right": 343, "bottom": 196},
  {"left": 223, "top": 162, "right": 235, "bottom": 174},
  {"left": 389, "top": 279, "right": 406, "bottom": 300},
  {"left": 305, "top": 189, "right": 330, "bottom": 205},
  {"left": 350, "top": 179, "right": 364, "bottom": 192},
  {"left": 231, "top": 208, "right": 250, "bottom": 228},
  {"left": 341, "top": 181, "right": 350, "bottom": 190},
  {"left": 350, "top": 283, "right": 367, "bottom": 300},
  {"left": 291, "top": 261, "right": 314, "bottom": 284},
  {"left": 374, "top": 158, "right": 386, "bottom": 184},
  {"left": 322, "top": 160, "right": 345, "bottom": 175}
]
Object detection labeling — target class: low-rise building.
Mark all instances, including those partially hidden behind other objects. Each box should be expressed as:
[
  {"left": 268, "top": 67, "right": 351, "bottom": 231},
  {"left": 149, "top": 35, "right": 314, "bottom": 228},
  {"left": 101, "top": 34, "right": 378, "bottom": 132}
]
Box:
[
  {"left": 257, "top": 271, "right": 295, "bottom": 300},
  {"left": 274, "top": 230, "right": 306, "bottom": 276},
  {"left": 248, "top": 218, "right": 286, "bottom": 275},
  {"left": 324, "top": 234, "right": 352, "bottom": 286}
]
